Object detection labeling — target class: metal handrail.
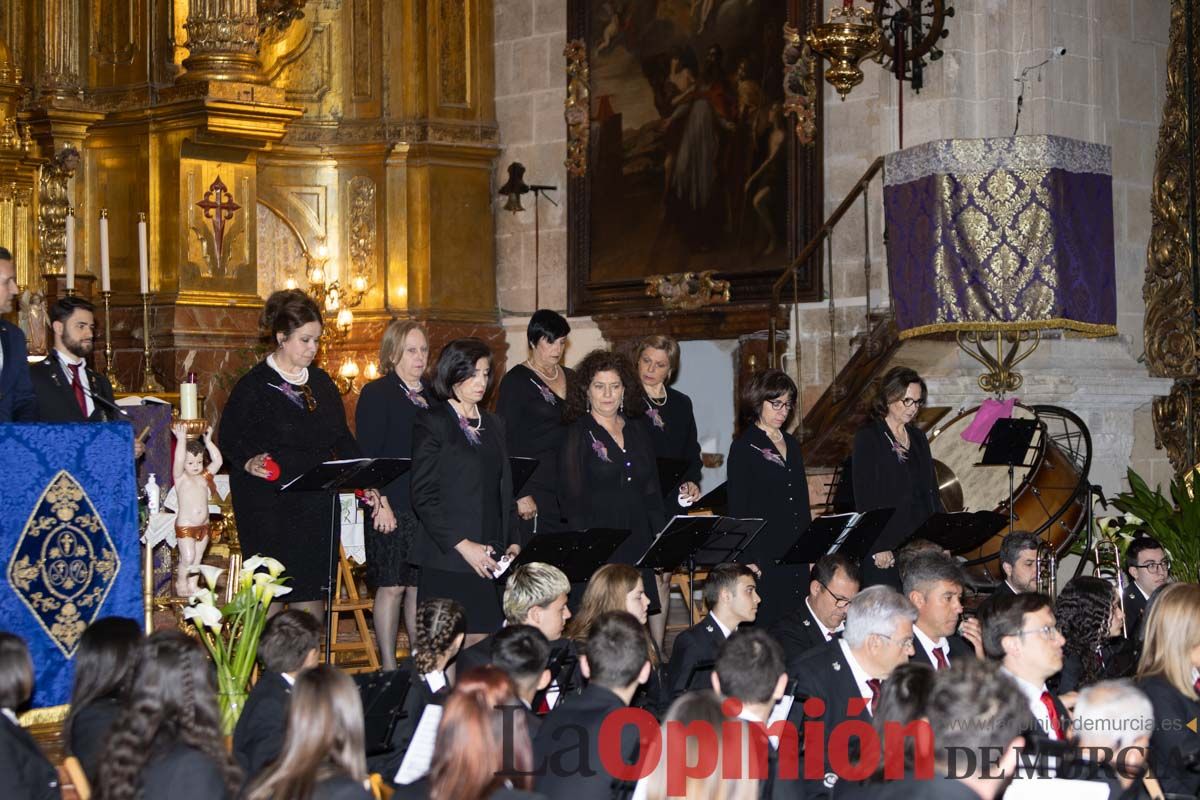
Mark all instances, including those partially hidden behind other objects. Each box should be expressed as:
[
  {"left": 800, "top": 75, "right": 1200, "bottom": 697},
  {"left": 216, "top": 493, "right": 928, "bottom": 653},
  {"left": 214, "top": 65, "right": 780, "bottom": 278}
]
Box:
[{"left": 768, "top": 156, "right": 885, "bottom": 368}]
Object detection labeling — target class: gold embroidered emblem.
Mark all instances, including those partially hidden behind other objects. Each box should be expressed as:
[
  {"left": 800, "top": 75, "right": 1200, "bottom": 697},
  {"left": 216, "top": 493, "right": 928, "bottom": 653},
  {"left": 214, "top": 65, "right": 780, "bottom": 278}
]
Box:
[{"left": 7, "top": 471, "right": 121, "bottom": 657}]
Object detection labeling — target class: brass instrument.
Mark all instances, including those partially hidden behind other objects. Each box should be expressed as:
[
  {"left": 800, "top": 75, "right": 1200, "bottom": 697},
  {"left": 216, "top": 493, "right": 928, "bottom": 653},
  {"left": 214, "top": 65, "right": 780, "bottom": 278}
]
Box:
[
  {"left": 1093, "top": 527, "right": 1129, "bottom": 638},
  {"left": 1034, "top": 541, "right": 1057, "bottom": 597}
]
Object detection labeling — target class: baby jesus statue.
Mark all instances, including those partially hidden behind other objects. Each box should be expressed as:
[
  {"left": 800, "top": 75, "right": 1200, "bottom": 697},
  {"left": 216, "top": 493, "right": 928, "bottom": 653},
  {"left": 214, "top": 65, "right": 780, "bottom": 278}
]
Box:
[{"left": 172, "top": 422, "right": 223, "bottom": 597}]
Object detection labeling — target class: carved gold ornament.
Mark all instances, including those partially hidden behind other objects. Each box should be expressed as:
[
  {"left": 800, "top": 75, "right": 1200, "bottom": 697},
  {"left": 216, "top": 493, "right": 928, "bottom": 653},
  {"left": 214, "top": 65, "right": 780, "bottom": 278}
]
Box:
[
  {"left": 564, "top": 40, "right": 590, "bottom": 177},
  {"left": 644, "top": 271, "right": 731, "bottom": 311},
  {"left": 782, "top": 24, "right": 818, "bottom": 145},
  {"left": 7, "top": 471, "right": 121, "bottom": 658}
]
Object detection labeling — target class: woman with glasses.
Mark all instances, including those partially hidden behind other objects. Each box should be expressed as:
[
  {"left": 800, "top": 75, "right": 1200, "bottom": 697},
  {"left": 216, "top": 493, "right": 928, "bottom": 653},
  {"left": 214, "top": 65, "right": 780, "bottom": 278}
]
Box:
[
  {"left": 727, "top": 369, "right": 811, "bottom": 629},
  {"left": 220, "top": 290, "right": 394, "bottom": 615},
  {"left": 851, "top": 366, "right": 943, "bottom": 588}
]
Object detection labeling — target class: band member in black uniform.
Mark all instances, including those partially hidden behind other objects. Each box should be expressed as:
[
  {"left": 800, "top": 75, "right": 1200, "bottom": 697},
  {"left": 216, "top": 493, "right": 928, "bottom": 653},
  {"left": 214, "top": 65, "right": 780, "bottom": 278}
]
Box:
[
  {"left": 1124, "top": 535, "right": 1169, "bottom": 640},
  {"left": 852, "top": 366, "right": 943, "bottom": 588},
  {"left": 558, "top": 349, "right": 666, "bottom": 617},
  {"left": 636, "top": 334, "right": 703, "bottom": 646},
  {"left": 411, "top": 339, "right": 519, "bottom": 646},
  {"left": 496, "top": 310, "right": 572, "bottom": 537},
  {"left": 356, "top": 320, "right": 431, "bottom": 670},
  {"left": 727, "top": 369, "right": 811, "bottom": 629}
]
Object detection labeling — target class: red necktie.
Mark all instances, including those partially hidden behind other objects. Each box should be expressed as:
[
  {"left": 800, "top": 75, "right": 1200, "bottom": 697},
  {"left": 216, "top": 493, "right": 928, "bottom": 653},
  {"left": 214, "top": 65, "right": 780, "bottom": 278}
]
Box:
[
  {"left": 1040, "top": 691, "right": 1065, "bottom": 740},
  {"left": 67, "top": 363, "right": 88, "bottom": 417},
  {"left": 536, "top": 695, "right": 551, "bottom": 714},
  {"left": 866, "top": 678, "right": 881, "bottom": 715},
  {"left": 933, "top": 647, "right": 949, "bottom": 670}
]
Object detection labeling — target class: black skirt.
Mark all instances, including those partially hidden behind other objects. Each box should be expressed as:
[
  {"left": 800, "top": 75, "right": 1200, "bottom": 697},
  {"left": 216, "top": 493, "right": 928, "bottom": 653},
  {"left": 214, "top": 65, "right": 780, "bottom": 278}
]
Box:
[
  {"left": 418, "top": 567, "right": 503, "bottom": 633},
  {"left": 365, "top": 511, "right": 420, "bottom": 590}
]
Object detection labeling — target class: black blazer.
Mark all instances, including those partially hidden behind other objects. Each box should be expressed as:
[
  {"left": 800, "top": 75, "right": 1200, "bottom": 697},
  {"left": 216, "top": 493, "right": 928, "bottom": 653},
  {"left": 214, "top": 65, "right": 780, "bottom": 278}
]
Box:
[
  {"left": 410, "top": 402, "right": 516, "bottom": 571},
  {"left": 834, "top": 774, "right": 978, "bottom": 799},
  {"left": 666, "top": 613, "right": 727, "bottom": 699},
  {"left": 909, "top": 631, "right": 975, "bottom": 669},
  {"left": 138, "top": 741, "right": 231, "bottom": 799},
  {"left": 534, "top": 684, "right": 635, "bottom": 800},
  {"left": 1137, "top": 674, "right": 1200, "bottom": 798},
  {"left": 355, "top": 373, "right": 431, "bottom": 515},
  {"left": 1122, "top": 584, "right": 1149, "bottom": 642},
  {"left": 851, "top": 419, "right": 942, "bottom": 585},
  {"left": 769, "top": 599, "right": 835, "bottom": 665},
  {"left": 786, "top": 641, "right": 873, "bottom": 799},
  {"left": 0, "top": 714, "right": 58, "bottom": 800},
  {"left": 233, "top": 671, "right": 291, "bottom": 780},
  {"left": 0, "top": 320, "right": 37, "bottom": 422},
  {"left": 456, "top": 631, "right": 496, "bottom": 675},
  {"left": 68, "top": 694, "right": 122, "bottom": 784},
  {"left": 29, "top": 352, "right": 118, "bottom": 422},
  {"left": 310, "top": 774, "right": 374, "bottom": 800},
  {"left": 394, "top": 776, "right": 548, "bottom": 800}
]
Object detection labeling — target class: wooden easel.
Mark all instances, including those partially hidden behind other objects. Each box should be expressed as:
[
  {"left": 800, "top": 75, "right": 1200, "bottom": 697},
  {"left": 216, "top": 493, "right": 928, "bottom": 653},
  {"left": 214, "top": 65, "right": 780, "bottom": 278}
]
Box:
[{"left": 328, "top": 544, "right": 380, "bottom": 673}]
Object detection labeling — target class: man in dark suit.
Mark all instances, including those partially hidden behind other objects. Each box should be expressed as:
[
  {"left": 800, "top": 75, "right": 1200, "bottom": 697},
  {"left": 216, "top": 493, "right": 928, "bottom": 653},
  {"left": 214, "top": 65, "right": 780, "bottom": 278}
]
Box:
[
  {"left": 980, "top": 592, "right": 1069, "bottom": 774},
  {"left": 491, "top": 624, "right": 552, "bottom": 738},
  {"left": 232, "top": 610, "right": 320, "bottom": 780},
  {"left": 667, "top": 562, "right": 759, "bottom": 698},
  {"left": 457, "top": 562, "right": 572, "bottom": 675},
  {"left": 787, "top": 585, "right": 918, "bottom": 798},
  {"left": 0, "top": 248, "right": 36, "bottom": 423},
  {"left": 533, "top": 611, "right": 650, "bottom": 800},
  {"left": 1123, "top": 536, "right": 1169, "bottom": 639},
  {"left": 770, "top": 553, "right": 860, "bottom": 664},
  {"left": 30, "top": 296, "right": 144, "bottom": 456},
  {"left": 862, "top": 659, "right": 1033, "bottom": 799},
  {"left": 978, "top": 532, "right": 1040, "bottom": 617},
  {"left": 902, "top": 553, "right": 981, "bottom": 668},
  {"left": 712, "top": 630, "right": 802, "bottom": 800}
]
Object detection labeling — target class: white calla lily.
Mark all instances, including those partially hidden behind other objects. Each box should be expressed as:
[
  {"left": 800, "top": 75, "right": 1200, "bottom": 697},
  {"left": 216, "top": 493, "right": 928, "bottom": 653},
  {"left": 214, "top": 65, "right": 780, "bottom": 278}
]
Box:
[
  {"left": 259, "top": 556, "right": 286, "bottom": 577},
  {"left": 191, "top": 588, "right": 216, "bottom": 608},
  {"left": 189, "top": 564, "right": 226, "bottom": 592},
  {"left": 181, "top": 602, "right": 223, "bottom": 630},
  {"left": 242, "top": 555, "right": 266, "bottom": 575}
]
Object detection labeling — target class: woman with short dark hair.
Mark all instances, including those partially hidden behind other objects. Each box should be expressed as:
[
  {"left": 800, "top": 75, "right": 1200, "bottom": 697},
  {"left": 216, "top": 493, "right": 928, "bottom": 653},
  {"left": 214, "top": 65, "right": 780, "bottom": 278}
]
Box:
[
  {"left": 726, "top": 369, "right": 811, "bottom": 628},
  {"left": 0, "top": 633, "right": 58, "bottom": 800},
  {"left": 851, "top": 365, "right": 942, "bottom": 588},
  {"left": 219, "top": 290, "right": 395, "bottom": 613},
  {"left": 96, "top": 631, "right": 242, "bottom": 800},
  {"left": 65, "top": 617, "right": 143, "bottom": 784},
  {"left": 411, "top": 338, "right": 518, "bottom": 644},
  {"left": 496, "top": 310, "right": 573, "bottom": 538}
]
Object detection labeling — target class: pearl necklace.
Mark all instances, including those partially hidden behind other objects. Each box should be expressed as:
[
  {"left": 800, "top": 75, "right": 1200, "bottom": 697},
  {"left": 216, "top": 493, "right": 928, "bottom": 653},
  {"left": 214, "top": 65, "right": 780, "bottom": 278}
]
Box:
[
  {"left": 526, "top": 359, "right": 561, "bottom": 382},
  {"left": 645, "top": 386, "right": 668, "bottom": 407},
  {"left": 267, "top": 353, "right": 308, "bottom": 385},
  {"left": 758, "top": 423, "right": 784, "bottom": 443}
]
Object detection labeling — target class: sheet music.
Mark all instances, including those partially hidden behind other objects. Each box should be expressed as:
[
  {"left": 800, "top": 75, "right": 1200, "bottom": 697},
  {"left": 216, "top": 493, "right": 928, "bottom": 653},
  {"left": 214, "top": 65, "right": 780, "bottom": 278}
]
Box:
[{"left": 394, "top": 704, "right": 443, "bottom": 785}]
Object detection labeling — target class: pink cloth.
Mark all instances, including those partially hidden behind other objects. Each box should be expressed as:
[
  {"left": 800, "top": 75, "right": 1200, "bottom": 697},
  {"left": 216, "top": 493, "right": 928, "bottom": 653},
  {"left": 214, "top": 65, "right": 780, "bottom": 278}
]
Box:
[{"left": 960, "top": 397, "right": 1016, "bottom": 444}]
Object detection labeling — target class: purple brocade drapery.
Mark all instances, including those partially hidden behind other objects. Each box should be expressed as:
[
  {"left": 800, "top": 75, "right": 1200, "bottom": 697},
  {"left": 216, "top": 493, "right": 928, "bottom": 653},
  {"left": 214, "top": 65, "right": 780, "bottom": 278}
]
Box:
[{"left": 883, "top": 136, "right": 1118, "bottom": 340}]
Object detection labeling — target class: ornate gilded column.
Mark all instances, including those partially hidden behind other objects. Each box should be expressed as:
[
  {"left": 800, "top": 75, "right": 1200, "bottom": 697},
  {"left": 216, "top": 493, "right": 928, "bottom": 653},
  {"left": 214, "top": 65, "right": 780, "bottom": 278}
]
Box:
[
  {"left": 180, "top": 0, "right": 261, "bottom": 82},
  {"left": 35, "top": 0, "right": 82, "bottom": 95}
]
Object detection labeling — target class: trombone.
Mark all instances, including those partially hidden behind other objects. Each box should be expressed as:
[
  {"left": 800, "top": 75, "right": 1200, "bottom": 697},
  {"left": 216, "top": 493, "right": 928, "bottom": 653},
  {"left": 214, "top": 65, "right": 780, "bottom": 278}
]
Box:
[
  {"left": 1034, "top": 541, "right": 1057, "bottom": 598},
  {"left": 1093, "top": 528, "right": 1129, "bottom": 638}
]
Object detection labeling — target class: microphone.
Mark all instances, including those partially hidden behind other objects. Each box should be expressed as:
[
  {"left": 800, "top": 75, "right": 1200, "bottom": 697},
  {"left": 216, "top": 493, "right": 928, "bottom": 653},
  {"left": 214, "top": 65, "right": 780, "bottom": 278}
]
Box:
[{"left": 80, "top": 385, "right": 152, "bottom": 443}]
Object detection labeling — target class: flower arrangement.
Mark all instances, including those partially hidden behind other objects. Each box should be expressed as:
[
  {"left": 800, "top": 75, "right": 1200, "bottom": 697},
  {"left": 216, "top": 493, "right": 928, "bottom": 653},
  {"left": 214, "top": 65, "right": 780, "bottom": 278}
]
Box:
[{"left": 181, "top": 555, "right": 291, "bottom": 734}]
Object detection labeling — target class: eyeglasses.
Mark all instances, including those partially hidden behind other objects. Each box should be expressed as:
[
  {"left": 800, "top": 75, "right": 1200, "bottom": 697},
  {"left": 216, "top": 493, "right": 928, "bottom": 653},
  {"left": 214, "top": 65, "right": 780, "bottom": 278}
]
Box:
[
  {"left": 1132, "top": 560, "right": 1171, "bottom": 573},
  {"left": 1015, "top": 625, "right": 1062, "bottom": 640},
  {"left": 876, "top": 634, "right": 915, "bottom": 650},
  {"left": 900, "top": 397, "right": 926, "bottom": 408},
  {"left": 767, "top": 398, "right": 794, "bottom": 411},
  {"left": 819, "top": 581, "right": 852, "bottom": 609}
]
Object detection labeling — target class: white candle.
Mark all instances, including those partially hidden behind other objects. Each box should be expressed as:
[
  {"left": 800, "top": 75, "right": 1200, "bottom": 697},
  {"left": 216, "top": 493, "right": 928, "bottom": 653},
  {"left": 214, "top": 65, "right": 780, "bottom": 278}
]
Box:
[
  {"left": 180, "top": 383, "right": 199, "bottom": 420},
  {"left": 99, "top": 210, "right": 111, "bottom": 292},
  {"left": 137, "top": 213, "right": 149, "bottom": 294},
  {"left": 65, "top": 208, "right": 75, "bottom": 291}
]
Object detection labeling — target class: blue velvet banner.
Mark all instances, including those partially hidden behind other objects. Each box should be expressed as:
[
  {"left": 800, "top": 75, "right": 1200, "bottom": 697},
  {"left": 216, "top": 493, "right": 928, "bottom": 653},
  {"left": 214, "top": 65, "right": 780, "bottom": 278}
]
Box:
[{"left": 0, "top": 422, "right": 142, "bottom": 709}]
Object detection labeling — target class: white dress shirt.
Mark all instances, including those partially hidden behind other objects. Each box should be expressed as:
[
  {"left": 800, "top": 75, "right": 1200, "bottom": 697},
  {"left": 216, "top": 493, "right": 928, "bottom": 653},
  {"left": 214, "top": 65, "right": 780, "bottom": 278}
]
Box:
[
  {"left": 1003, "top": 667, "right": 1063, "bottom": 741},
  {"left": 807, "top": 598, "right": 840, "bottom": 641},
  {"left": 56, "top": 349, "right": 94, "bottom": 417},
  {"left": 913, "top": 624, "right": 951, "bottom": 668},
  {"left": 838, "top": 639, "right": 878, "bottom": 713}
]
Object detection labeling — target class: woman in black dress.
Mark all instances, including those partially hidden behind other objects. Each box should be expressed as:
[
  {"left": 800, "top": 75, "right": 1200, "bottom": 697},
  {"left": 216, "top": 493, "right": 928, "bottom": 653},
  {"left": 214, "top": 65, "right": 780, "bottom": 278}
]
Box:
[
  {"left": 0, "top": 634, "right": 58, "bottom": 800},
  {"left": 411, "top": 338, "right": 518, "bottom": 645},
  {"left": 355, "top": 320, "right": 431, "bottom": 670},
  {"left": 726, "top": 369, "right": 811, "bottom": 630},
  {"left": 496, "top": 310, "right": 572, "bottom": 537},
  {"left": 636, "top": 334, "right": 702, "bottom": 646},
  {"left": 220, "top": 291, "right": 394, "bottom": 615},
  {"left": 559, "top": 350, "right": 666, "bottom": 616},
  {"left": 851, "top": 366, "right": 942, "bottom": 588}
]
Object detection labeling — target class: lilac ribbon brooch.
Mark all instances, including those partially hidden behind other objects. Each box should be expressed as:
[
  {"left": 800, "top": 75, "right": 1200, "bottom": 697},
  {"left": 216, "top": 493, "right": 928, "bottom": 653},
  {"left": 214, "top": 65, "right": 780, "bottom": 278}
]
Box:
[
  {"left": 404, "top": 384, "right": 428, "bottom": 409},
  {"left": 753, "top": 445, "right": 786, "bottom": 468},
  {"left": 645, "top": 405, "right": 665, "bottom": 430},
  {"left": 270, "top": 381, "right": 308, "bottom": 410},
  {"left": 458, "top": 413, "right": 482, "bottom": 446},
  {"left": 531, "top": 379, "right": 556, "bottom": 405},
  {"left": 589, "top": 431, "right": 611, "bottom": 463}
]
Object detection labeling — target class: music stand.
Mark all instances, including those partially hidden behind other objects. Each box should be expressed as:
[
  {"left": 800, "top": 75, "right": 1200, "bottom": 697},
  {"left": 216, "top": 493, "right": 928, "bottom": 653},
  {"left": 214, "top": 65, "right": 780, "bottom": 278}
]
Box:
[
  {"left": 637, "top": 515, "right": 765, "bottom": 624},
  {"left": 907, "top": 511, "right": 1009, "bottom": 556},
  {"left": 498, "top": 528, "right": 631, "bottom": 584},
  {"left": 532, "top": 645, "right": 580, "bottom": 713},
  {"left": 280, "top": 457, "right": 412, "bottom": 662},
  {"left": 656, "top": 457, "right": 690, "bottom": 500},
  {"left": 978, "top": 418, "right": 1039, "bottom": 532},
  {"left": 354, "top": 663, "right": 414, "bottom": 756},
  {"left": 510, "top": 457, "right": 539, "bottom": 497},
  {"left": 777, "top": 508, "right": 895, "bottom": 566}
]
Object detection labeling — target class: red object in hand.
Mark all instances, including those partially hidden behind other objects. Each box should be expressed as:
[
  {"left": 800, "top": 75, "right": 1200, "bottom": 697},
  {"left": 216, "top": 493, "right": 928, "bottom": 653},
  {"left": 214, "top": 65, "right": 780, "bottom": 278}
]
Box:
[{"left": 262, "top": 455, "right": 281, "bottom": 482}]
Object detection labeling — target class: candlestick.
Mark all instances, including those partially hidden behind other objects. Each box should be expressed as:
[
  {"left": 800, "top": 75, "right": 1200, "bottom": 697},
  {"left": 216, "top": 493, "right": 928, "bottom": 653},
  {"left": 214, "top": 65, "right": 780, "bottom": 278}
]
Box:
[
  {"left": 99, "top": 209, "right": 111, "bottom": 292},
  {"left": 137, "top": 212, "right": 149, "bottom": 294},
  {"left": 138, "top": 293, "right": 164, "bottom": 393},
  {"left": 65, "top": 208, "right": 75, "bottom": 292},
  {"left": 100, "top": 290, "right": 126, "bottom": 392}
]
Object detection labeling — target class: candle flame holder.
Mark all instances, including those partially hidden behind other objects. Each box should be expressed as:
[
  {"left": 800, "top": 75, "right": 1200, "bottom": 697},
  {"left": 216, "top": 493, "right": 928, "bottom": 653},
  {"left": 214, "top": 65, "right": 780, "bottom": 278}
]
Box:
[
  {"left": 100, "top": 290, "right": 126, "bottom": 392},
  {"left": 139, "top": 293, "right": 165, "bottom": 393},
  {"left": 172, "top": 415, "right": 207, "bottom": 440}
]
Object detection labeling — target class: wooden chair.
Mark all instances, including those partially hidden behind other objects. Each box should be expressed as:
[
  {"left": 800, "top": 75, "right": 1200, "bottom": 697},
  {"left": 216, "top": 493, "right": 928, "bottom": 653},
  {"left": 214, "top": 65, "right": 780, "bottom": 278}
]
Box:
[
  {"left": 58, "top": 756, "right": 89, "bottom": 800},
  {"left": 328, "top": 545, "right": 380, "bottom": 674}
]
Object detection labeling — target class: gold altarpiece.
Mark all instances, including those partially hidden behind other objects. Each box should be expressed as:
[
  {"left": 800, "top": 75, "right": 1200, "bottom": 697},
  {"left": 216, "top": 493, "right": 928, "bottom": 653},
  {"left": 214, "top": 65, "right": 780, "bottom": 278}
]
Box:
[{"left": 0, "top": 0, "right": 502, "bottom": 416}]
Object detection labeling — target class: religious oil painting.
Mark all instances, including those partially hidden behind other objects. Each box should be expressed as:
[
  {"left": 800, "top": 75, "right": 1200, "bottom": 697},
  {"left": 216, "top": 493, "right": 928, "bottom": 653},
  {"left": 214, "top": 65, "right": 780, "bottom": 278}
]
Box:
[{"left": 568, "top": 0, "right": 823, "bottom": 316}]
